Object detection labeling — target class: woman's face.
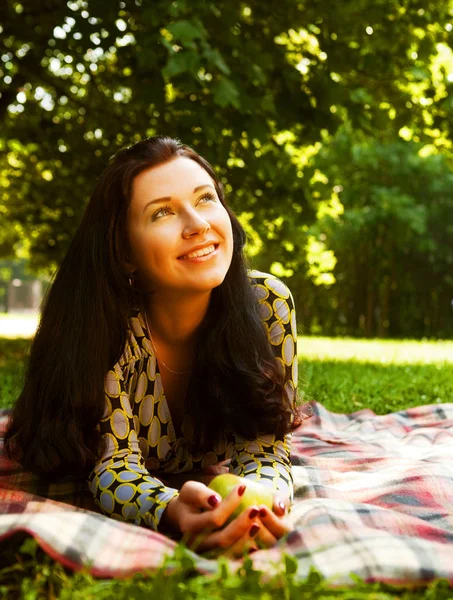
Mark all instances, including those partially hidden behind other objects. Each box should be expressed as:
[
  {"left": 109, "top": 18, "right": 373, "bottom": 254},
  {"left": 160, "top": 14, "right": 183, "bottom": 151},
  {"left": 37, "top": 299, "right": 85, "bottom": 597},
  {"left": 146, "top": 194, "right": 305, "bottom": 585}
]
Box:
[{"left": 126, "top": 156, "right": 234, "bottom": 296}]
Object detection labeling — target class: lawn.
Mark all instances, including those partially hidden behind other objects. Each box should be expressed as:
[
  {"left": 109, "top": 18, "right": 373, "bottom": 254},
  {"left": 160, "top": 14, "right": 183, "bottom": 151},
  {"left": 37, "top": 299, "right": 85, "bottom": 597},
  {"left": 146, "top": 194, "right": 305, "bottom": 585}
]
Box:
[{"left": 1, "top": 335, "right": 453, "bottom": 599}]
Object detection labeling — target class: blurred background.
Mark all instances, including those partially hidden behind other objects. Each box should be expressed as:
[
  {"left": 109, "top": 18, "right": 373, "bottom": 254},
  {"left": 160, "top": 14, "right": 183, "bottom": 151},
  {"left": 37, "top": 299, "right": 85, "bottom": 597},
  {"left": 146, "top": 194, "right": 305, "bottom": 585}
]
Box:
[{"left": 1, "top": 0, "right": 453, "bottom": 340}]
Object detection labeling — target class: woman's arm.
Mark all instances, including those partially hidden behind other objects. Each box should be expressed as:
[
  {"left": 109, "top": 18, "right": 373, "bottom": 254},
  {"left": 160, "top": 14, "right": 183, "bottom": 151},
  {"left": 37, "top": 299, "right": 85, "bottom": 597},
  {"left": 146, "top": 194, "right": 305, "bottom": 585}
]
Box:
[
  {"left": 87, "top": 364, "right": 180, "bottom": 532},
  {"left": 229, "top": 432, "right": 293, "bottom": 503},
  {"left": 89, "top": 360, "right": 289, "bottom": 554},
  {"left": 229, "top": 275, "right": 298, "bottom": 505}
]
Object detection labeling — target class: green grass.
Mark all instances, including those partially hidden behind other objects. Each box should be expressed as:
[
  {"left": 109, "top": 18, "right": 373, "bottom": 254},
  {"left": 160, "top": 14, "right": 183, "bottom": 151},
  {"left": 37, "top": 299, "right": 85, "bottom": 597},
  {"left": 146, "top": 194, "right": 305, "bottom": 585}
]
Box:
[
  {"left": 0, "top": 338, "right": 29, "bottom": 408},
  {"left": 297, "top": 336, "right": 453, "bottom": 416},
  {"left": 1, "top": 335, "right": 453, "bottom": 598}
]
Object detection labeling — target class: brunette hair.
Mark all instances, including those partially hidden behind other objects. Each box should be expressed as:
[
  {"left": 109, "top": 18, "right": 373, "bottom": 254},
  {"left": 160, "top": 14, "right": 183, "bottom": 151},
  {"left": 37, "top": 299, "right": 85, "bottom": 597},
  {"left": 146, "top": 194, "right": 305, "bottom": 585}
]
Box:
[{"left": 4, "top": 136, "right": 300, "bottom": 477}]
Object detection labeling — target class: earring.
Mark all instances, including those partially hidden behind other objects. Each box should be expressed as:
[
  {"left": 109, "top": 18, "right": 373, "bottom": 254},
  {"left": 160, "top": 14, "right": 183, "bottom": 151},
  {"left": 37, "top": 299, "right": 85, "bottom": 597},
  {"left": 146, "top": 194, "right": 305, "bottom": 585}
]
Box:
[{"left": 128, "top": 271, "right": 134, "bottom": 287}]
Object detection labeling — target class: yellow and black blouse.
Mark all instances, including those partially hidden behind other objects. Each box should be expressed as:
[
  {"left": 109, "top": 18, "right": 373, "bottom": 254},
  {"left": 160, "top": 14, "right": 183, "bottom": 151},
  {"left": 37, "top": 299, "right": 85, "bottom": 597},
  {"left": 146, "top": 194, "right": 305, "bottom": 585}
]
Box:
[{"left": 88, "top": 270, "right": 298, "bottom": 532}]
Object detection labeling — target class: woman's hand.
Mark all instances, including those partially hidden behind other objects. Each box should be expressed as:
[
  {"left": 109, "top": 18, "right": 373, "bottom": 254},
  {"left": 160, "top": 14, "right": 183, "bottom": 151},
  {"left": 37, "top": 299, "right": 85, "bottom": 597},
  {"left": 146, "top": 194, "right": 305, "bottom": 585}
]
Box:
[
  {"left": 248, "top": 495, "right": 293, "bottom": 550},
  {"left": 161, "top": 480, "right": 293, "bottom": 558}
]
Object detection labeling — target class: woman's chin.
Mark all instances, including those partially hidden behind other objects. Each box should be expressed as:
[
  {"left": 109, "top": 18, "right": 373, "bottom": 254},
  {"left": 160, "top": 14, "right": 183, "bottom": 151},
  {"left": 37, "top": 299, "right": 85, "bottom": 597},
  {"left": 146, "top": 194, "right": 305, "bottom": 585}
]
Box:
[{"left": 183, "top": 270, "right": 229, "bottom": 293}]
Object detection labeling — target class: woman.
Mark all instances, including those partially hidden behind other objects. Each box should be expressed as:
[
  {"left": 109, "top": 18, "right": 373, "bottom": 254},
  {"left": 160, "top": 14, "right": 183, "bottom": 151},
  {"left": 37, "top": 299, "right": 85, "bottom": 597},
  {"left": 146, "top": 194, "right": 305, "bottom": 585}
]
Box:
[{"left": 5, "top": 136, "right": 302, "bottom": 557}]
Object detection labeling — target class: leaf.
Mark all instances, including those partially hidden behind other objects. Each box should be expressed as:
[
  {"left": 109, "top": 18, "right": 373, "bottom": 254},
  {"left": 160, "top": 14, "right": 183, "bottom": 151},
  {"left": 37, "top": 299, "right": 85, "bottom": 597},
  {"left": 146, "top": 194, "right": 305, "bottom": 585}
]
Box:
[
  {"left": 203, "top": 47, "right": 231, "bottom": 75},
  {"left": 409, "top": 66, "right": 431, "bottom": 81},
  {"left": 167, "top": 20, "right": 205, "bottom": 44},
  {"left": 19, "top": 537, "right": 39, "bottom": 558},
  {"left": 261, "top": 94, "right": 276, "bottom": 114},
  {"left": 162, "top": 51, "right": 201, "bottom": 78},
  {"left": 350, "top": 87, "right": 374, "bottom": 105},
  {"left": 212, "top": 77, "right": 240, "bottom": 109},
  {"left": 305, "top": 566, "right": 323, "bottom": 585},
  {"left": 252, "top": 64, "right": 267, "bottom": 85},
  {"left": 284, "top": 553, "right": 298, "bottom": 575}
]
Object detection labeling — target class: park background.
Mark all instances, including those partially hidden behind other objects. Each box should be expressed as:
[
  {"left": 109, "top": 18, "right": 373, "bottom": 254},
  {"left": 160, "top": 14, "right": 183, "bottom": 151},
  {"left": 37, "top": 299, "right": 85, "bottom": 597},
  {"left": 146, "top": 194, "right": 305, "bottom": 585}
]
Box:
[
  {"left": 1, "top": 1, "right": 453, "bottom": 597},
  {"left": 1, "top": 0, "right": 453, "bottom": 340}
]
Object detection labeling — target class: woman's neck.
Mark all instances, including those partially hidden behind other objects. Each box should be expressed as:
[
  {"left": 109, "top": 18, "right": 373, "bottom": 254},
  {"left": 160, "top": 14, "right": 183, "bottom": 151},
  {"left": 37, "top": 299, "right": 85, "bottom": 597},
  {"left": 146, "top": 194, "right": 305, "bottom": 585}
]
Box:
[{"left": 143, "top": 290, "right": 211, "bottom": 346}]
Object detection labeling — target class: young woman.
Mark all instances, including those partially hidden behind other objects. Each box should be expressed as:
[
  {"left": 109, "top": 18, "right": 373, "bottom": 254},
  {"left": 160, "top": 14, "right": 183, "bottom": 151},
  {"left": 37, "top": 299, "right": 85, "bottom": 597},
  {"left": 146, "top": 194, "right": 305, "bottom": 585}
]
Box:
[{"left": 5, "top": 136, "right": 303, "bottom": 557}]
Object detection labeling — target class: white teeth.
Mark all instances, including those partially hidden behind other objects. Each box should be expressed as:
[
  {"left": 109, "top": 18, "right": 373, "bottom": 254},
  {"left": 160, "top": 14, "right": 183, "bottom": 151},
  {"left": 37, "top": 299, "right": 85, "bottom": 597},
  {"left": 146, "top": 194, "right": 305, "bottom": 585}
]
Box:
[{"left": 181, "top": 244, "right": 216, "bottom": 259}]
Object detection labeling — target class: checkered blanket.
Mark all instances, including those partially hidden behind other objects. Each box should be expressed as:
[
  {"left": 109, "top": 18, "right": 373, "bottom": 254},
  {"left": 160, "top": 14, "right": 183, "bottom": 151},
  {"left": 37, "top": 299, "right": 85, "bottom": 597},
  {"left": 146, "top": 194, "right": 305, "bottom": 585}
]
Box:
[{"left": 1, "top": 402, "right": 453, "bottom": 587}]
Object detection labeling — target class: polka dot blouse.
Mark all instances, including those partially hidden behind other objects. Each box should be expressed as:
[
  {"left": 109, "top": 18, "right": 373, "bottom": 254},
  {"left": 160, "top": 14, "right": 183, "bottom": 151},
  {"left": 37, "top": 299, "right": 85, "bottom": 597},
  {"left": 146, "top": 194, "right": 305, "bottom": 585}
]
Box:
[{"left": 87, "top": 271, "right": 298, "bottom": 532}]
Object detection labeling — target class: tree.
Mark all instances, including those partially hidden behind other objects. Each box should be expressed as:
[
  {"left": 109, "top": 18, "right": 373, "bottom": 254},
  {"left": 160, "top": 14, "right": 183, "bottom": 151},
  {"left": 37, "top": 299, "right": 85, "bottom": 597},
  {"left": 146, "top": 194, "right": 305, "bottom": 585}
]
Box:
[
  {"left": 303, "top": 125, "right": 453, "bottom": 338},
  {"left": 0, "top": 0, "right": 451, "bottom": 274}
]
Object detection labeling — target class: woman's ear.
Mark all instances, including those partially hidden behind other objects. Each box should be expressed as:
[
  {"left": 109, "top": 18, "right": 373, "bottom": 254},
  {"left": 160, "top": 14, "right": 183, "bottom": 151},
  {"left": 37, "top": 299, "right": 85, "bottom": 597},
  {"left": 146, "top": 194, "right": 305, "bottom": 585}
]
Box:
[{"left": 124, "top": 256, "right": 136, "bottom": 273}]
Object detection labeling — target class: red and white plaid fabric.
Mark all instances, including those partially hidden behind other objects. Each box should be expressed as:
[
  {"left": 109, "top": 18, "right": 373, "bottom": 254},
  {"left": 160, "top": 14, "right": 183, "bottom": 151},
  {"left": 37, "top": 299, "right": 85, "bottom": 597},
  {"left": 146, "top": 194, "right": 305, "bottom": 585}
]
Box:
[{"left": 1, "top": 402, "right": 453, "bottom": 586}]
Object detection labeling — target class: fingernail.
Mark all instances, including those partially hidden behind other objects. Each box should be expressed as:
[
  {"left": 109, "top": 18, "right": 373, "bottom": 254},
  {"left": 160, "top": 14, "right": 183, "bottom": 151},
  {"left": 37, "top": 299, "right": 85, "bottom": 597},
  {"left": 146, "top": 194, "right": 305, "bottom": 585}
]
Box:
[
  {"left": 259, "top": 508, "right": 267, "bottom": 518},
  {"left": 238, "top": 485, "right": 246, "bottom": 497},
  {"left": 248, "top": 508, "right": 259, "bottom": 519},
  {"left": 278, "top": 502, "right": 286, "bottom": 514},
  {"left": 207, "top": 494, "right": 220, "bottom": 508},
  {"left": 249, "top": 524, "right": 260, "bottom": 538}
]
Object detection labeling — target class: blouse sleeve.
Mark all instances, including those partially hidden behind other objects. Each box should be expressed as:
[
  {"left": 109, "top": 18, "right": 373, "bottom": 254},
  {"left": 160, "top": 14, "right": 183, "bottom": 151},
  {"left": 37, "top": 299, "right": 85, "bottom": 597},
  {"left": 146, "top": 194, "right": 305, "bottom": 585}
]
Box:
[
  {"left": 229, "top": 276, "right": 297, "bottom": 503},
  {"left": 87, "top": 363, "right": 179, "bottom": 532}
]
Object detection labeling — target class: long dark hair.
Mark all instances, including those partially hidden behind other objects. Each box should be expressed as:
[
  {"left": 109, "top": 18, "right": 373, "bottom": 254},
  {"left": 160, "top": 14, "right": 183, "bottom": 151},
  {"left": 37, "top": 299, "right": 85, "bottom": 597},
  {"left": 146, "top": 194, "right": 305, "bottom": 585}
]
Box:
[{"left": 4, "top": 136, "right": 301, "bottom": 478}]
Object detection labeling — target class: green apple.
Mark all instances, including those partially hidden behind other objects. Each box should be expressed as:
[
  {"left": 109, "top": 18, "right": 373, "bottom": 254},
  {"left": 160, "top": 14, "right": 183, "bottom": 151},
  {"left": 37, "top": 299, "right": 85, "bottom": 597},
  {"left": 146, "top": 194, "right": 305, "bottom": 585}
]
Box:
[{"left": 208, "top": 473, "right": 274, "bottom": 522}]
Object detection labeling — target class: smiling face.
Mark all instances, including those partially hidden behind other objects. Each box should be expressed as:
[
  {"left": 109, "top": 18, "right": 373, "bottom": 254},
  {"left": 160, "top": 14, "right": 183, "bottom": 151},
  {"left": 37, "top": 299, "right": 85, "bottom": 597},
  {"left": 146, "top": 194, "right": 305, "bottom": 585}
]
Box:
[{"left": 126, "top": 156, "right": 234, "bottom": 296}]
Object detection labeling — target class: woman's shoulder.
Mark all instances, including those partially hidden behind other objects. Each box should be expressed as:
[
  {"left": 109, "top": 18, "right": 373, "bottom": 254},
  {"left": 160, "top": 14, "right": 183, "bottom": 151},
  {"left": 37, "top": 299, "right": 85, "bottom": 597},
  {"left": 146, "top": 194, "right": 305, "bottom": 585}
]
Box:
[
  {"left": 115, "top": 307, "right": 153, "bottom": 369},
  {"left": 246, "top": 269, "right": 294, "bottom": 301}
]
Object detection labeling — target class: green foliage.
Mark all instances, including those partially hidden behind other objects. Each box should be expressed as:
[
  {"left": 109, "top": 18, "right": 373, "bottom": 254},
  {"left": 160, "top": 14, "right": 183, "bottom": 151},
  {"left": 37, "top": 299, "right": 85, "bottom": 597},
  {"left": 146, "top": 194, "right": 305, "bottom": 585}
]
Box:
[
  {"left": 299, "top": 127, "right": 453, "bottom": 338},
  {"left": 1, "top": 532, "right": 453, "bottom": 599},
  {"left": 1, "top": 1, "right": 453, "bottom": 337},
  {"left": 0, "top": 0, "right": 451, "bottom": 277}
]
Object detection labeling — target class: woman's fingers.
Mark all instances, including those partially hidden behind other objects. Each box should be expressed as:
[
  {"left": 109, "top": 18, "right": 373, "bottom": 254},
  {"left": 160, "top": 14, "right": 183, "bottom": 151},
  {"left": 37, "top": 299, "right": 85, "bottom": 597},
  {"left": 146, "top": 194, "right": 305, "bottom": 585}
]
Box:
[
  {"left": 256, "top": 505, "right": 294, "bottom": 539},
  {"left": 194, "top": 506, "right": 262, "bottom": 555},
  {"left": 174, "top": 480, "right": 295, "bottom": 557},
  {"left": 184, "top": 504, "right": 293, "bottom": 556},
  {"left": 181, "top": 482, "right": 249, "bottom": 535},
  {"left": 178, "top": 480, "right": 222, "bottom": 510},
  {"left": 250, "top": 518, "right": 277, "bottom": 547},
  {"left": 273, "top": 495, "right": 291, "bottom": 517},
  {"left": 221, "top": 505, "right": 292, "bottom": 552},
  {"left": 221, "top": 525, "right": 261, "bottom": 559}
]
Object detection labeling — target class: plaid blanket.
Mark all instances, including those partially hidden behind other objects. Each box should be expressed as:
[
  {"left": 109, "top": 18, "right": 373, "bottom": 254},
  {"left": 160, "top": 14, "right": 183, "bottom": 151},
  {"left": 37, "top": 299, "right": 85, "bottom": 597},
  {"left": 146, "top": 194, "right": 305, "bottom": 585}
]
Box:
[{"left": 1, "top": 402, "right": 453, "bottom": 587}]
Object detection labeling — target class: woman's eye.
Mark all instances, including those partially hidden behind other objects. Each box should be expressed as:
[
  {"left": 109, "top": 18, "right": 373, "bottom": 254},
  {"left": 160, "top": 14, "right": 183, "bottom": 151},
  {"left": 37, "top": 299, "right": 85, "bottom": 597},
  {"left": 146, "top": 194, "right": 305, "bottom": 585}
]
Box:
[
  {"left": 151, "top": 194, "right": 216, "bottom": 221},
  {"left": 152, "top": 205, "right": 172, "bottom": 220},
  {"left": 198, "top": 192, "right": 217, "bottom": 204}
]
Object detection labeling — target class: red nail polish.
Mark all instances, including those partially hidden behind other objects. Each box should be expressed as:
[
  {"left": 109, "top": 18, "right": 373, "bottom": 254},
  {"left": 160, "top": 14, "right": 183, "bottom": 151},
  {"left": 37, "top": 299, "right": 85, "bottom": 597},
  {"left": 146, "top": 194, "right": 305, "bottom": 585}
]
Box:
[
  {"left": 238, "top": 485, "right": 246, "bottom": 496},
  {"left": 259, "top": 508, "right": 267, "bottom": 518},
  {"left": 249, "top": 508, "right": 259, "bottom": 519},
  {"left": 249, "top": 524, "right": 260, "bottom": 537},
  {"left": 207, "top": 494, "right": 220, "bottom": 508},
  {"left": 278, "top": 501, "right": 286, "bottom": 514}
]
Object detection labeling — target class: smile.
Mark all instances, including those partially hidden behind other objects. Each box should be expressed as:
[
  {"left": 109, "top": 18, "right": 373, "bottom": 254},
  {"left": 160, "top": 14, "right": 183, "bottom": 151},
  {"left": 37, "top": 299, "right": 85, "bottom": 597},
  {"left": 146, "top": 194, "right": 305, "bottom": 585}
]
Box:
[{"left": 178, "top": 244, "right": 219, "bottom": 260}]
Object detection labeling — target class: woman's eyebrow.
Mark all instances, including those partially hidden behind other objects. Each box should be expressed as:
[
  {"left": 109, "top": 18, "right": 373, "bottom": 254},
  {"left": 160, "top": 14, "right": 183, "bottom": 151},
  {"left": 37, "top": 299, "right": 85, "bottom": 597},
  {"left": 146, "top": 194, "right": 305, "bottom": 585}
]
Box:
[{"left": 142, "top": 184, "right": 215, "bottom": 214}]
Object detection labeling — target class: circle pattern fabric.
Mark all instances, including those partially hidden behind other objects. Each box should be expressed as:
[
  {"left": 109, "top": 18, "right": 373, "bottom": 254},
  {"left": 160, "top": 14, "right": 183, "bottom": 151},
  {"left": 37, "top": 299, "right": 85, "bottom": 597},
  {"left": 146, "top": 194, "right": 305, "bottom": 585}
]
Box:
[{"left": 89, "top": 270, "right": 298, "bottom": 531}]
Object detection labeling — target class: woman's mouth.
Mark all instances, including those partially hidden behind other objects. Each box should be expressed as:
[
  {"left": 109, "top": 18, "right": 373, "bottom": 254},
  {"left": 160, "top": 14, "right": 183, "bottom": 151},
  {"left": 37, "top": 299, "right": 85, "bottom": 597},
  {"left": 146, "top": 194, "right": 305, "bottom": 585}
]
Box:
[{"left": 178, "top": 244, "right": 219, "bottom": 260}]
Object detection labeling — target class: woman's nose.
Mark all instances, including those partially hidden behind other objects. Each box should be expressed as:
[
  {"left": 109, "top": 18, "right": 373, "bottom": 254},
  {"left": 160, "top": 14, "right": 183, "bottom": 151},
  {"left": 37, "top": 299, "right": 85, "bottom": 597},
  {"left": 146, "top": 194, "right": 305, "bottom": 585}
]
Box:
[{"left": 182, "top": 210, "right": 211, "bottom": 237}]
